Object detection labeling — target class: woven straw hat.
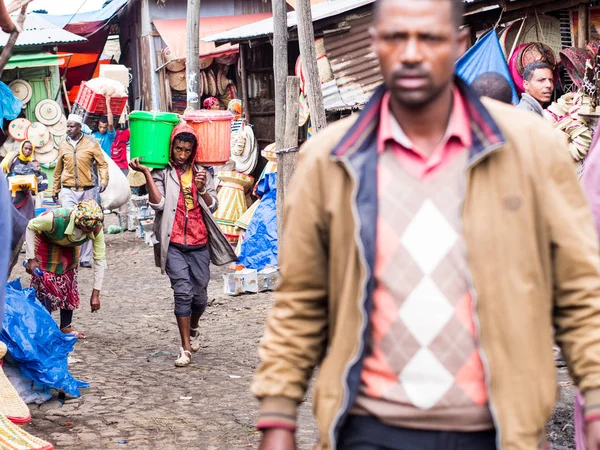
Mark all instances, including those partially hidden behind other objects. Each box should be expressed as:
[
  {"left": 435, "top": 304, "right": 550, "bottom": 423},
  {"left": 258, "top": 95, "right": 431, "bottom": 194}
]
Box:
[
  {"left": 8, "top": 118, "right": 31, "bottom": 140},
  {"left": 48, "top": 115, "right": 67, "bottom": 136},
  {"left": 128, "top": 170, "right": 148, "bottom": 187},
  {"left": 26, "top": 122, "right": 51, "bottom": 148},
  {"left": 35, "top": 99, "right": 62, "bottom": 126},
  {"left": 199, "top": 57, "right": 214, "bottom": 70},
  {"left": 35, "top": 148, "right": 58, "bottom": 165},
  {"left": 0, "top": 342, "right": 30, "bottom": 425},
  {"left": 206, "top": 69, "right": 217, "bottom": 96},
  {"left": 0, "top": 412, "right": 52, "bottom": 448},
  {"left": 53, "top": 134, "right": 66, "bottom": 148},
  {"left": 8, "top": 79, "right": 32, "bottom": 105},
  {"left": 35, "top": 140, "right": 54, "bottom": 155},
  {"left": 168, "top": 71, "right": 187, "bottom": 91}
]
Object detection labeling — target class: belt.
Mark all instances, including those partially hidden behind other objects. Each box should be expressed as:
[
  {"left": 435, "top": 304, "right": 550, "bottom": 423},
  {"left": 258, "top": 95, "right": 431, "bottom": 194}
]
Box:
[{"left": 63, "top": 185, "right": 95, "bottom": 192}]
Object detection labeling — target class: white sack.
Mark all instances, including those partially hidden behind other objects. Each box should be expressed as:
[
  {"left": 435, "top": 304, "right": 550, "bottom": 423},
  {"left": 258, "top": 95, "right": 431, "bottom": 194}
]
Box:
[{"left": 100, "top": 155, "right": 131, "bottom": 210}]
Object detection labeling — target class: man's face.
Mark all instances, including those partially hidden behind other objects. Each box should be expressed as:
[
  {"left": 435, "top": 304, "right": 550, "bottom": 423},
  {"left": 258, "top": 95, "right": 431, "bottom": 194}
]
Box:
[
  {"left": 371, "top": 0, "right": 467, "bottom": 109},
  {"left": 523, "top": 68, "right": 554, "bottom": 104},
  {"left": 97, "top": 121, "right": 108, "bottom": 134},
  {"left": 171, "top": 139, "right": 194, "bottom": 167},
  {"left": 66, "top": 121, "right": 82, "bottom": 139}
]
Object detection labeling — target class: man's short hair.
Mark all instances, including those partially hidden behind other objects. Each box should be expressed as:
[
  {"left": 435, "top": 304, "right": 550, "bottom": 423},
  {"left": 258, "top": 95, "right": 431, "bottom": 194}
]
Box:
[
  {"left": 374, "top": 0, "right": 465, "bottom": 28},
  {"left": 523, "top": 61, "right": 552, "bottom": 82},
  {"left": 471, "top": 72, "right": 513, "bottom": 104},
  {"left": 98, "top": 116, "right": 108, "bottom": 125}
]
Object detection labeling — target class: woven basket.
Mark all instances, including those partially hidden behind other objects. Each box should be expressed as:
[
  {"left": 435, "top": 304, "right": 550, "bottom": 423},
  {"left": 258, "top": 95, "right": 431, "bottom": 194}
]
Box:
[
  {"left": 0, "top": 413, "right": 53, "bottom": 449},
  {"left": 516, "top": 42, "right": 556, "bottom": 75},
  {"left": 0, "top": 343, "right": 30, "bottom": 425},
  {"left": 560, "top": 47, "right": 591, "bottom": 89}
]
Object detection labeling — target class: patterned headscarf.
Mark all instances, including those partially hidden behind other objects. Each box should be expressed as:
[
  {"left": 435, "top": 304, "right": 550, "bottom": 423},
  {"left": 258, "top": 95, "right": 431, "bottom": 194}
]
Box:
[
  {"left": 203, "top": 97, "right": 219, "bottom": 109},
  {"left": 228, "top": 99, "right": 242, "bottom": 120},
  {"left": 73, "top": 199, "right": 104, "bottom": 230}
]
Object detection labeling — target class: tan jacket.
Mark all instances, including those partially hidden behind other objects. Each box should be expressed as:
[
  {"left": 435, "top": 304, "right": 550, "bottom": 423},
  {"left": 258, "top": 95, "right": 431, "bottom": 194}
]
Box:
[
  {"left": 252, "top": 85, "right": 600, "bottom": 450},
  {"left": 53, "top": 135, "right": 108, "bottom": 195}
]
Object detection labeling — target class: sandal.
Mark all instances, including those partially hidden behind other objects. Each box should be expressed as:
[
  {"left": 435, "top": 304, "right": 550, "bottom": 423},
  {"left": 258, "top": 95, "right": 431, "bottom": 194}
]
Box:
[
  {"left": 190, "top": 327, "right": 201, "bottom": 352},
  {"left": 175, "top": 347, "right": 192, "bottom": 367},
  {"left": 60, "top": 326, "right": 86, "bottom": 339}
]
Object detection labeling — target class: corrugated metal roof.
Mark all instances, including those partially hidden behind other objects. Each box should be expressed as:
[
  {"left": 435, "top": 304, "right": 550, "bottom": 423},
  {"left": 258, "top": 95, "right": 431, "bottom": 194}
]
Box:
[
  {"left": 0, "top": 14, "right": 87, "bottom": 48},
  {"left": 322, "top": 12, "right": 382, "bottom": 110},
  {"left": 204, "top": 0, "right": 376, "bottom": 44}
]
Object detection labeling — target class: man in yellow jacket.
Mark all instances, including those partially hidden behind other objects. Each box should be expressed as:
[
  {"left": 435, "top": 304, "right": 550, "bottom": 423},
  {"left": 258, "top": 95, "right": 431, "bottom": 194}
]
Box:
[{"left": 253, "top": 0, "right": 600, "bottom": 449}]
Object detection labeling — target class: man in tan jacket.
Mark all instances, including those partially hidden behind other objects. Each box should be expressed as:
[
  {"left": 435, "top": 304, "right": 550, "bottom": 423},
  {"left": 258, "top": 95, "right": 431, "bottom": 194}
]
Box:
[
  {"left": 53, "top": 114, "right": 108, "bottom": 268},
  {"left": 253, "top": 0, "right": 600, "bottom": 449}
]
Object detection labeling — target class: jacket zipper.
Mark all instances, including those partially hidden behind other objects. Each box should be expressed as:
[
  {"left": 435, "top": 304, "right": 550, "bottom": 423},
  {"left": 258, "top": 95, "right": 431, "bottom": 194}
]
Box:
[
  {"left": 328, "top": 154, "right": 371, "bottom": 450},
  {"left": 73, "top": 147, "right": 79, "bottom": 189},
  {"left": 184, "top": 209, "right": 188, "bottom": 246},
  {"left": 463, "top": 141, "right": 505, "bottom": 450}
]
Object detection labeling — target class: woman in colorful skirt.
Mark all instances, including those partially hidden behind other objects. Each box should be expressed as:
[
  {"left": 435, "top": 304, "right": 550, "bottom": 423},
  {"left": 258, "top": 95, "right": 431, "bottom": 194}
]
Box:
[
  {"left": 129, "top": 122, "right": 236, "bottom": 367},
  {"left": 25, "top": 199, "right": 106, "bottom": 338}
]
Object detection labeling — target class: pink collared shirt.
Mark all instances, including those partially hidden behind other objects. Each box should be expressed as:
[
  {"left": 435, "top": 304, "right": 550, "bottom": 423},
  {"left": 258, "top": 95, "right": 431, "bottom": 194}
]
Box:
[{"left": 377, "top": 89, "right": 472, "bottom": 180}]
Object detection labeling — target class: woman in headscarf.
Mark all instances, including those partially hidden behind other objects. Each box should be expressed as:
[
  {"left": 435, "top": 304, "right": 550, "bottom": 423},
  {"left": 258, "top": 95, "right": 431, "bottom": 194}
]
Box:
[
  {"left": 129, "top": 123, "right": 236, "bottom": 367},
  {"left": 1, "top": 140, "right": 47, "bottom": 220},
  {"left": 25, "top": 199, "right": 107, "bottom": 338},
  {"left": 203, "top": 97, "right": 220, "bottom": 110}
]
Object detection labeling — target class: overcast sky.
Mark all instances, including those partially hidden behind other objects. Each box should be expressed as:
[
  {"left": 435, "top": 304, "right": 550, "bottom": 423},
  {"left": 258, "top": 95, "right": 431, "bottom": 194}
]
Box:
[{"left": 28, "top": 0, "right": 106, "bottom": 15}]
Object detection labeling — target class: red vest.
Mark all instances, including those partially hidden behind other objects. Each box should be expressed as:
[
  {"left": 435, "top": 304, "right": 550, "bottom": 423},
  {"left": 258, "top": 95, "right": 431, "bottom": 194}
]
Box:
[{"left": 170, "top": 169, "right": 208, "bottom": 247}]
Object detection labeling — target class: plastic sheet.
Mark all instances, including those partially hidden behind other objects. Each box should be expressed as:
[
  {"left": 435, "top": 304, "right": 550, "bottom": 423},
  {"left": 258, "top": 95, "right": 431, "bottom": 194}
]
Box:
[
  {"left": 0, "top": 82, "right": 23, "bottom": 128},
  {"left": 99, "top": 155, "right": 131, "bottom": 210},
  {"left": 456, "top": 30, "right": 518, "bottom": 104},
  {"left": 238, "top": 173, "right": 278, "bottom": 271},
  {"left": 1, "top": 280, "right": 89, "bottom": 397}
]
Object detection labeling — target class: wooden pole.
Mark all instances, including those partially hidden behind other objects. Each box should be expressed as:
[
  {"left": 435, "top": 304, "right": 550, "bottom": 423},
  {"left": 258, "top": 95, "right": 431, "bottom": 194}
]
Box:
[
  {"left": 0, "top": 5, "right": 25, "bottom": 77},
  {"left": 295, "top": 0, "right": 327, "bottom": 134},
  {"left": 272, "top": 0, "right": 288, "bottom": 152},
  {"left": 578, "top": 2, "right": 589, "bottom": 48},
  {"left": 186, "top": 0, "right": 201, "bottom": 110},
  {"left": 277, "top": 76, "right": 300, "bottom": 245},
  {"left": 239, "top": 43, "right": 251, "bottom": 123}
]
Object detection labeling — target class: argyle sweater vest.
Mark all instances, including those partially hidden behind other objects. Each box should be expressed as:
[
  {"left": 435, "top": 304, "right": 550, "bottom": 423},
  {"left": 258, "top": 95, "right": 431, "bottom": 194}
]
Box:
[{"left": 353, "top": 149, "right": 493, "bottom": 431}]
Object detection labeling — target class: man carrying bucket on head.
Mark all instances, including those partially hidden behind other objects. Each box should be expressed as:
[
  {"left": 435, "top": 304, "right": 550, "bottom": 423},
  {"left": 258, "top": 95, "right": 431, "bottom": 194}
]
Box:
[{"left": 129, "top": 123, "right": 236, "bottom": 367}]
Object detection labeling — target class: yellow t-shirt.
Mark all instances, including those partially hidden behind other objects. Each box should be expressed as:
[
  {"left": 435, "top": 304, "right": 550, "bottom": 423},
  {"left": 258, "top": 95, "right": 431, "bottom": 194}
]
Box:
[{"left": 180, "top": 169, "right": 194, "bottom": 210}]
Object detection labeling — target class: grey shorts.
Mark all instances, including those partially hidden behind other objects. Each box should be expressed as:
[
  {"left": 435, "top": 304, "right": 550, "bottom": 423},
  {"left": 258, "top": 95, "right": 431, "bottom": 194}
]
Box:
[{"left": 165, "top": 244, "right": 210, "bottom": 317}]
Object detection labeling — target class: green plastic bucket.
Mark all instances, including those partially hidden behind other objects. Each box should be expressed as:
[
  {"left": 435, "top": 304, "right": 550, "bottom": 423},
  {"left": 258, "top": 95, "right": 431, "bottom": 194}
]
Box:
[{"left": 129, "top": 111, "right": 181, "bottom": 169}]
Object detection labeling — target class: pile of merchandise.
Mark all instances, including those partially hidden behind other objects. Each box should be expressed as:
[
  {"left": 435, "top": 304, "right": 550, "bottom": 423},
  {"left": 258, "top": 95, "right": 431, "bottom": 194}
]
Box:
[{"left": 548, "top": 92, "right": 594, "bottom": 161}]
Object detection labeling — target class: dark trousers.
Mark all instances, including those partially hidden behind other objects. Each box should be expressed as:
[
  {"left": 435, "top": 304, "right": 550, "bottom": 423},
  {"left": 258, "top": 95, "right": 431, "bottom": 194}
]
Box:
[
  {"left": 165, "top": 244, "right": 210, "bottom": 317},
  {"left": 338, "top": 416, "right": 497, "bottom": 450}
]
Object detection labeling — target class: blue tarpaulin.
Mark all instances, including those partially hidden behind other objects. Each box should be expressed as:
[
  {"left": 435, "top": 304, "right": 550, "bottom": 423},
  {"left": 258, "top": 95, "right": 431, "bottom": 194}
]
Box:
[
  {"left": 238, "top": 173, "right": 278, "bottom": 271},
  {"left": 2, "top": 280, "right": 89, "bottom": 397},
  {"left": 456, "top": 30, "right": 518, "bottom": 104},
  {"left": 0, "top": 81, "right": 22, "bottom": 129}
]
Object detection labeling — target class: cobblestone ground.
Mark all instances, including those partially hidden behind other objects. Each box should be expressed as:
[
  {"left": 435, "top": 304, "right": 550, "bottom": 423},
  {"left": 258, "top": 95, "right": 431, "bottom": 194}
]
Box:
[
  {"left": 11, "top": 216, "right": 576, "bottom": 449},
  {"left": 12, "top": 216, "right": 316, "bottom": 450}
]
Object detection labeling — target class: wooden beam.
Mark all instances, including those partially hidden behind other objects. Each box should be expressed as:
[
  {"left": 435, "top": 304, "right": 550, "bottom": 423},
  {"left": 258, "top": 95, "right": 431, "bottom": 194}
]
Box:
[
  {"left": 239, "top": 44, "right": 251, "bottom": 123},
  {"left": 578, "top": 2, "right": 589, "bottom": 48},
  {"left": 276, "top": 76, "right": 300, "bottom": 247},
  {"left": 296, "top": 0, "right": 327, "bottom": 134},
  {"left": 186, "top": 0, "right": 201, "bottom": 110},
  {"left": 0, "top": 4, "right": 25, "bottom": 76},
  {"left": 273, "top": 0, "right": 288, "bottom": 155}
]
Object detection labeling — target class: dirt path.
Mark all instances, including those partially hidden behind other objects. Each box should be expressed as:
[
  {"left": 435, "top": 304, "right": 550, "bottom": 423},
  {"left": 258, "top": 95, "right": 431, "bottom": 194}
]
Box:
[{"left": 11, "top": 216, "right": 575, "bottom": 449}]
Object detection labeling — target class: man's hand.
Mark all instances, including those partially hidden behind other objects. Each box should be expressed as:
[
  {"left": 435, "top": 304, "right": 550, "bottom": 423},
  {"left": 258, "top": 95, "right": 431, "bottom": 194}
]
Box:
[
  {"left": 90, "top": 289, "right": 101, "bottom": 312},
  {"left": 258, "top": 429, "right": 296, "bottom": 450},
  {"left": 195, "top": 169, "right": 207, "bottom": 191},
  {"left": 25, "top": 259, "right": 39, "bottom": 275},
  {"left": 129, "top": 158, "right": 150, "bottom": 174},
  {"left": 52, "top": 193, "right": 60, "bottom": 204},
  {"left": 99, "top": 183, "right": 107, "bottom": 193}
]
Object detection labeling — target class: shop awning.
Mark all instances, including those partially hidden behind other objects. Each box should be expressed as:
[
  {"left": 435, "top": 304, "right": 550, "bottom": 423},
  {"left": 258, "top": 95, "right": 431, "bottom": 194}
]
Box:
[
  {"left": 4, "top": 52, "right": 68, "bottom": 70},
  {"left": 153, "top": 13, "right": 272, "bottom": 59}
]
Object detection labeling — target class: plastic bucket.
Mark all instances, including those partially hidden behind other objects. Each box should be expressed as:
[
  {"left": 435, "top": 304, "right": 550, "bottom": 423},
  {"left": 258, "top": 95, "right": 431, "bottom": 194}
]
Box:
[
  {"left": 129, "top": 111, "right": 180, "bottom": 169},
  {"left": 182, "top": 110, "right": 233, "bottom": 166}
]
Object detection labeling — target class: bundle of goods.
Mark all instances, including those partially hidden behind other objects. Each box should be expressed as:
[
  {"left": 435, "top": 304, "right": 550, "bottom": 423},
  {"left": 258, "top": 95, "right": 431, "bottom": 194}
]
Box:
[
  {"left": 122, "top": 195, "right": 155, "bottom": 238},
  {"left": 547, "top": 92, "right": 593, "bottom": 161},
  {"left": 72, "top": 78, "right": 128, "bottom": 129},
  {"left": 1, "top": 101, "right": 67, "bottom": 168},
  {"left": 214, "top": 171, "right": 254, "bottom": 245}
]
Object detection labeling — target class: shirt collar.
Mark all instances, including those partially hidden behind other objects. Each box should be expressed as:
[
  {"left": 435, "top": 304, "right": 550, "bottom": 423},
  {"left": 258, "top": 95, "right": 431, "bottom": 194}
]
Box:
[
  {"left": 378, "top": 86, "right": 472, "bottom": 155},
  {"left": 67, "top": 134, "right": 84, "bottom": 146}
]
